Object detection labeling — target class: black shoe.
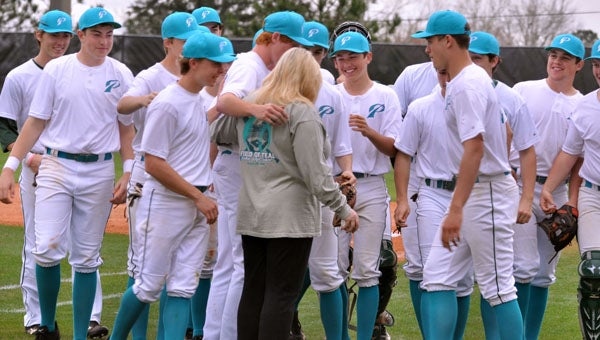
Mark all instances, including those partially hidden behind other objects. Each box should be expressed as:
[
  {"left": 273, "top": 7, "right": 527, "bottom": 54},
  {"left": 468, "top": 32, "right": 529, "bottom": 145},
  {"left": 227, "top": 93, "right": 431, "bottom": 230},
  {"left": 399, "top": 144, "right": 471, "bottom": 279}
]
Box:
[
  {"left": 289, "top": 310, "right": 305, "bottom": 340},
  {"left": 185, "top": 328, "right": 194, "bottom": 340},
  {"left": 192, "top": 336, "right": 203, "bottom": 340},
  {"left": 87, "top": 321, "right": 109, "bottom": 339},
  {"left": 25, "top": 324, "right": 40, "bottom": 335},
  {"left": 35, "top": 322, "right": 60, "bottom": 340},
  {"left": 372, "top": 324, "right": 391, "bottom": 340}
]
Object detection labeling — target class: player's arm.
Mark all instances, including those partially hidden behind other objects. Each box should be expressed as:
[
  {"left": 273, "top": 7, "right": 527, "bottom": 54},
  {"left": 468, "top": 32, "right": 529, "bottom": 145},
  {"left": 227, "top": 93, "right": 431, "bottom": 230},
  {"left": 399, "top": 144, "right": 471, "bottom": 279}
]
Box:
[
  {"left": 335, "top": 154, "right": 356, "bottom": 185},
  {"left": 348, "top": 114, "right": 396, "bottom": 157},
  {"left": 0, "top": 117, "right": 18, "bottom": 152},
  {"left": 516, "top": 146, "right": 536, "bottom": 224},
  {"left": 112, "top": 121, "right": 135, "bottom": 204},
  {"left": 540, "top": 151, "right": 579, "bottom": 213},
  {"left": 117, "top": 92, "right": 159, "bottom": 114},
  {"left": 217, "top": 92, "right": 288, "bottom": 125},
  {"left": 566, "top": 157, "right": 583, "bottom": 207},
  {"left": 441, "top": 135, "right": 483, "bottom": 250},
  {"left": 144, "top": 153, "right": 217, "bottom": 224},
  {"left": 393, "top": 150, "right": 412, "bottom": 229}
]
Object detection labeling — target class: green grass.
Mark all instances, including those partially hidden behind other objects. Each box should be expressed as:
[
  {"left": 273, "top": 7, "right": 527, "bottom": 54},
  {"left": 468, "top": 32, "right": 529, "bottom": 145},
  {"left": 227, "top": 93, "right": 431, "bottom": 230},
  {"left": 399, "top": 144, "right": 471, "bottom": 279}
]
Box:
[{"left": 0, "top": 224, "right": 582, "bottom": 339}]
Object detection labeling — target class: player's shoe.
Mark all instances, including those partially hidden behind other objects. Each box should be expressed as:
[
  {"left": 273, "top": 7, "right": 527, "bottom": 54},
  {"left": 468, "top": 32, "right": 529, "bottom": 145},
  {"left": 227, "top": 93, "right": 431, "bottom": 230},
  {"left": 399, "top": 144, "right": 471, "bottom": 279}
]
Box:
[
  {"left": 185, "top": 328, "right": 194, "bottom": 340},
  {"left": 288, "top": 310, "right": 306, "bottom": 340},
  {"left": 192, "top": 336, "right": 203, "bottom": 340},
  {"left": 87, "top": 321, "right": 109, "bottom": 339},
  {"left": 372, "top": 324, "right": 391, "bottom": 340},
  {"left": 35, "top": 322, "right": 60, "bottom": 340},
  {"left": 25, "top": 324, "right": 40, "bottom": 335}
]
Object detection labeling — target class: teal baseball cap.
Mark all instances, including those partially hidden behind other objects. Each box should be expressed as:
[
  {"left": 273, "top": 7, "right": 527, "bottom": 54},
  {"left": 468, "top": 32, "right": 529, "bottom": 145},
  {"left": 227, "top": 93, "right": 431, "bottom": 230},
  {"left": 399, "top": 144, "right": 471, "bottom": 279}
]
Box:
[
  {"left": 161, "top": 12, "right": 199, "bottom": 39},
  {"left": 39, "top": 10, "right": 73, "bottom": 34},
  {"left": 586, "top": 40, "right": 600, "bottom": 60},
  {"left": 182, "top": 32, "right": 236, "bottom": 63},
  {"left": 78, "top": 7, "right": 121, "bottom": 30},
  {"left": 303, "top": 21, "right": 329, "bottom": 49},
  {"left": 263, "top": 11, "right": 313, "bottom": 47},
  {"left": 469, "top": 31, "right": 500, "bottom": 56},
  {"left": 252, "top": 28, "right": 263, "bottom": 48},
  {"left": 412, "top": 10, "right": 470, "bottom": 39},
  {"left": 192, "top": 7, "right": 222, "bottom": 25},
  {"left": 332, "top": 31, "right": 370, "bottom": 55},
  {"left": 545, "top": 34, "right": 585, "bottom": 60}
]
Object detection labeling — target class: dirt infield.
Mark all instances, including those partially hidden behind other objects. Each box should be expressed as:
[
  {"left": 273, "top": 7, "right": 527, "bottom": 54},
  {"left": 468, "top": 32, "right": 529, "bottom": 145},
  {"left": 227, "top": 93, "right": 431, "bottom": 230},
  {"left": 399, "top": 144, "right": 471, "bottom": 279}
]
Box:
[{"left": 0, "top": 184, "right": 405, "bottom": 260}]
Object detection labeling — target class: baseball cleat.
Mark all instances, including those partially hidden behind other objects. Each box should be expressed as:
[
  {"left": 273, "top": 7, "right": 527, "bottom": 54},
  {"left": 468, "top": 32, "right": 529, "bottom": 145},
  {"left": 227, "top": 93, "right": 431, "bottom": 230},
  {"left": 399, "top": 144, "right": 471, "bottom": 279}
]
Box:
[
  {"left": 87, "top": 321, "right": 109, "bottom": 339},
  {"left": 35, "top": 322, "right": 60, "bottom": 340},
  {"left": 25, "top": 324, "right": 40, "bottom": 335}
]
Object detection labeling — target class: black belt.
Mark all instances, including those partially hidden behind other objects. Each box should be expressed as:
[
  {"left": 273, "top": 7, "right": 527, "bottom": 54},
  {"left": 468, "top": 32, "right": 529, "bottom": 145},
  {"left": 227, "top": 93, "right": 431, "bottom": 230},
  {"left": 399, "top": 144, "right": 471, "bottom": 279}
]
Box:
[
  {"left": 353, "top": 172, "right": 379, "bottom": 179},
  {"left": 195, "top": 185, "right": 208, "bottom": 193},
  {"left": 424, "top": 178, "right": 455, "bottom": 191},
  {"left": 535, "top": 175, "right": 567, "bottom": 185},
  {"left": 46, "top": 148, "right": 112, "bottom": 162}
]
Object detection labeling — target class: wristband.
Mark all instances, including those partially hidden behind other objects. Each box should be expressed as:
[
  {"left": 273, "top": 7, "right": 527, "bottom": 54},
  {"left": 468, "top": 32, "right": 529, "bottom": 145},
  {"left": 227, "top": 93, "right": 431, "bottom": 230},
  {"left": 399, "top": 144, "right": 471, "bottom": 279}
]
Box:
[
  {"left": 122, "top": 159, "right": 134, "bottom": 173},
  {"left": 3, "top": 155, "right": 20, "bottom": 172}
]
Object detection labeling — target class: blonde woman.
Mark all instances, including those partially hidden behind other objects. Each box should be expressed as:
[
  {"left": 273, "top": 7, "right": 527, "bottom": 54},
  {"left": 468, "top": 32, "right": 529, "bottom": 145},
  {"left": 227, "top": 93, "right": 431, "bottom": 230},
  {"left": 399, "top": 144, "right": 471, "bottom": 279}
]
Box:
[{"left": 212, "top": 47, "right": 359, "bottom": 340}]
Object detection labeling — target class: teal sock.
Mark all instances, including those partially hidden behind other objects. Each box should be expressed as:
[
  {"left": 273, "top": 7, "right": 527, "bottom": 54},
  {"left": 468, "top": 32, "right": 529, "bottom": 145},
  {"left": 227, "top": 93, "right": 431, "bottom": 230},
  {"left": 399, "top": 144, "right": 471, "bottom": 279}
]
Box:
[
  {"left": 454, "top": 295, "right": 470, "bottom": 340},
  {"left": 294, "top": 269, "right": 311, "bottom": 309},
  {"left": 36, "top": 264, "right": 61, "bottom": 332},
  {"left": 156, "top": 286, "right": 168, "bottom": 340},
  {"left": 163, "top": 296, "right": 191, "bottom": 339},
  {"left": 525, "top": 286, "right": 548, "bottom": 340},
  {"left": 73, "top": 271, "right": 97, "bottom": 340},
  {"left": 421, "top": 290, "right": 457, "bottom": 340},
  {"left": 340, "top": 283, "right": 350, "bottom": 340},
  {"left": 357, "top": 286, "right": 379, "bottom": 340},
  {"left": 480, "top": 295, "right": 500, "bottom": 340},
  {"left": 192, "top": 278, "right": 211, "bottom": 336},
  {"left": 494, "top": 299, "right": 524, "bottom": 340},
  {"left": 110, "top": 287, "right": 149, "bottom": 340},
  {"left": 127, "top": 276, "right": 149, "bottom": 340},
  {"left": 320, "top": 286, "right": 343, "bottom": 340},
  {"left": 515, "top": 282, "right": 531, "bottom": 323},
  {"left": 409, "top": 280, "right": 424, "bottom": 334}
]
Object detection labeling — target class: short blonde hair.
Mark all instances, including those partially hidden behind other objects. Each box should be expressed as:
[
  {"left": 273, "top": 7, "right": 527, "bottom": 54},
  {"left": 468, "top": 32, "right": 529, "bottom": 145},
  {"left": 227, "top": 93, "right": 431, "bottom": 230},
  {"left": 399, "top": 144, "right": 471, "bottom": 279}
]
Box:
[{"left": 254, "top": 48, "right": 321, "bottom": 106}]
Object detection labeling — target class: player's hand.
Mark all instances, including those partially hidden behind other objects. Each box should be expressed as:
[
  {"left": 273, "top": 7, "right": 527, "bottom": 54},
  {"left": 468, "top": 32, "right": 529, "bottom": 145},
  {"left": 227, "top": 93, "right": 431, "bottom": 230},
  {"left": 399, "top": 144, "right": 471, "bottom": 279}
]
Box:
[
  {"left": 27, "top": 154, "right": 43, "bottom": 174},
  {"left": 341, "top": 209, "right": 359, "bottom": 233},
  {"left": 252, "top": 103, "right": 288, "bottom": 126},
  {"left": 349, "top": 114, "right": 374, "bottom": 137},
  {"left": 196, "top": 194, "right": 218, "bottom": 225},
  {"left": 142, "top": 92, "right": 159, "bottom": 108},
  {"left": 337, "top": 170, "right": 357, "bottom": 186},
  {"left": 516, "top": 195, "right": 533, "bottom": 224},
  {"left": 111, "top": 172, "right": 130, "bottom": 204},
  {"left": 539, "top": 189, "right": 556, "bottom": 215},
  {"left": 394, "top": 199, "right": 410, "bottom": 230},
  {"left": 441, "top": 209, "right": 462, "bottom": 251},
  {"left": 0, "top": 169, "right": 16, "bottom": 204}
]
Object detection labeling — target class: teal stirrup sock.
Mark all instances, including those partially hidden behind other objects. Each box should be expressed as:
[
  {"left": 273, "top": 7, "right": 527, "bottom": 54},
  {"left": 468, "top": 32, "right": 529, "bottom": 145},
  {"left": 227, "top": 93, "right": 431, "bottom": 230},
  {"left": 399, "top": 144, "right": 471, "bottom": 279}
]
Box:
[
  {"left": 409, "top": 280, "right": 424, "bottom": 334},
  {"left": 320, "top": 286, "right": 343, "bottom": 340},
  {"left": 164, "top": 296, "right": 191, "bottom": 339},
  {"left": 525, "top": 286, "right": 548, "bottom": 340},
  {"left": 421, "top": 290, "right": 457, "bottom": 340},
  {"left": 357, "top": 286, "right": 379, "bottom": 340},
  {"left": 36, "top": 264, "right": 61, "bottom": 332},
  {"left": 294, "top": 269, "right": 311, "bottom": 309},
  {"left": 192, "top": 278, "right": 211, "bottom": 336},
  {"left": 156, "top": 286, "right": 168, "bottom": 340},
  {"left": 494, "top": 300, "right": 524, "bottom": 340},
  {"left": 515, "top": 282, "right": 531, "bottom": 322},
  {"left": 454, "top": 295, "right": 470, "bottom": 340},
  {"left": 480, "top": 295, "right": 500, "bottom": 340},
  {"left": 127, "top": 276, "right": 149, "bottom": 340},
  {"left": 111, "top": 287, "right": 148, "bottom": 340},
  {"left": 73, "top": 271, "right": 97, "bottom": 340},
  {"left": 340, "top": 283, "right": 351, "bottom": 340}
]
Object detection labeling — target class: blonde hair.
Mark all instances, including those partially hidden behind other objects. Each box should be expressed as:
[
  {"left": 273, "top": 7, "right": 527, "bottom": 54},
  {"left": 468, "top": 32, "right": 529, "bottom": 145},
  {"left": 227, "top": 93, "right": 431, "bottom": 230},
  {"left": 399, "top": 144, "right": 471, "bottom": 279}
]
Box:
[{"left": 254, "top": 48, "right": 322, "bottom": 106}]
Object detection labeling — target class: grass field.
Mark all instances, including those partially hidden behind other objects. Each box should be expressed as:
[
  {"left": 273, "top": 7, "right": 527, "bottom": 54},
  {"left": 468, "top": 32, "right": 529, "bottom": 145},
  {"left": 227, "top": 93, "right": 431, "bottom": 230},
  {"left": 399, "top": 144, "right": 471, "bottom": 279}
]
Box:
[{"left": 0, "top": 224, "right": 582, "bottom": 339}]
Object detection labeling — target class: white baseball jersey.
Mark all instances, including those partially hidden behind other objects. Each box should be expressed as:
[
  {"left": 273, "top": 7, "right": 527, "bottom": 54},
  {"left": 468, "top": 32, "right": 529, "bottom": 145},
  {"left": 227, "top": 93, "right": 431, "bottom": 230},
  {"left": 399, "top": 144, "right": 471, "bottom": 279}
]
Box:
[
  {"left": 200, "top": 87, "right": 216, "bottom": 113},
  {"left": 320, "top": 68, "right": 335, "bottom": 85},
  {"left": 336, "top": 82, "right": 402, "bottom": 175},
  {"left": 0, "top": 59, "right": 45, "bottom": 154},
  {"left": 395, "top": 85, "right": 453, "bottom": 181},
  {"left": 29, "top": 54, "right": 133, "bottom": 154},
  {"left": 316, "top": 79, "right": 352, "bottom": 171},
  {"left": 513, "top": 79, "right": 582, "bottom": 176},
  {"left": 562, "top": 90, "right": 600, "bottom": 185},
  {"left": 392, "top": 61, "right": 438, "bottom": 116},
  {"left": 122, "top": 62, "right": 178, "bottom": 152},
  {"left": 142, "top": 82, "right": 212, "bottom": 190},
  {"left": 444, "top": 64, "right": 509, "bottom": 175}
]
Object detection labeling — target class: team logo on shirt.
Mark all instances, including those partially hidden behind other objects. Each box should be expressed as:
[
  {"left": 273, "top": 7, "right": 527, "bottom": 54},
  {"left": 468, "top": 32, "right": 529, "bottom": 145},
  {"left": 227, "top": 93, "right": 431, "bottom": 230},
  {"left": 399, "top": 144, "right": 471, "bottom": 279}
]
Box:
[
  {"left": 241, "top": 117, "right": 279, "bottom": 165},
  {"left": 319, "top": 105, "right": 334, "bottom": 118},
  {"left": 367, "top": 104, "right": 385, "bottom": 118},
  {"left": 104, "top": 80, "right": 121, "bottom": 93}
]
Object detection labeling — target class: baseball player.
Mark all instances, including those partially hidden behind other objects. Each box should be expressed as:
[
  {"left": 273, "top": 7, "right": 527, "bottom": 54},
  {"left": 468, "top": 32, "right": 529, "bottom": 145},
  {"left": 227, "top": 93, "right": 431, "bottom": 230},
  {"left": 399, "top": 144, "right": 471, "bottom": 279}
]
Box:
[
  {"left": 412, "top": 10, "right": 523, "bottom": 340},
  {"left": 116, "top": 11, "right": 200, "bottom": 340},
  {"left": 512, "top": 33, "right": 584, "bottom": 340},
  {"left": 203, "top": 11, "right": 312, "bottom": 340},
  {"left": 539, "top": 40, "right": 600, "bottom": 340},
  {"left": 0, "top": 7, "right": 134, "bottom": 339},
  {"left": 332, "top": 31, "right": 402, "bottom": 340},
  {"left": 192, "top": 6, "right": 223, "bottom": 35},
  {"left": 467, "top": 31, "right": 540, "bottom": 339},
  {"left": 109, "top": 31, "right": 234, "bottom": 340},
  {"left": 289, "top": 21, "right": 355, "bottom": 340}
]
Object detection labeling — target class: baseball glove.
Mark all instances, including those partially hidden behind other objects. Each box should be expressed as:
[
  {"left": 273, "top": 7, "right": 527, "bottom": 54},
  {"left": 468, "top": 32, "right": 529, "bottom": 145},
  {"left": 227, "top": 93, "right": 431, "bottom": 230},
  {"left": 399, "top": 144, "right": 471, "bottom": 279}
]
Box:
[
  {"left": 333, "top": 176, "right": 357, "bottom": 227},
  {"left": 538, "top": 204, "right": 578, "bottom": 253}
]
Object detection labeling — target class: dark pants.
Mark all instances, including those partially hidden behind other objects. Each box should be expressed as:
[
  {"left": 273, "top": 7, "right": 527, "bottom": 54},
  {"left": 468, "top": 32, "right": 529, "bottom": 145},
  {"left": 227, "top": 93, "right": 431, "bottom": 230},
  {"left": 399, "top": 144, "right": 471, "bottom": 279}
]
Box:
[{"left": 237, "top": 235, "right": 313, "bottom": 340}]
